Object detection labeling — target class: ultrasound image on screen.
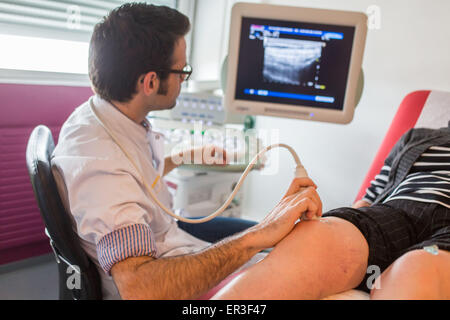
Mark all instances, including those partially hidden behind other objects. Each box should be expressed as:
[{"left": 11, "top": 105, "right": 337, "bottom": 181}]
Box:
[
  {"left": 263, "top": 38, "right": 324, "bottom": 85},
  {"left": 235, "top": 18, "right": 355, "bottom": 111}
]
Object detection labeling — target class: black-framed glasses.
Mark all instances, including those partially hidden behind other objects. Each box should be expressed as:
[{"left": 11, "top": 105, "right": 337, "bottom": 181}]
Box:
[
  {"left": 141, "top": 64, "right": 193, "bottom": 83},
  {"left": 160, "top": 64, "right": 193, "bottom": 81}
]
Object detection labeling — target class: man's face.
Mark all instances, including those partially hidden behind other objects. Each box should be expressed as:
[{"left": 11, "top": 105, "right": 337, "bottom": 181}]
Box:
[{"left": 154, "top": 37, "right": 187, "bottom": 110}]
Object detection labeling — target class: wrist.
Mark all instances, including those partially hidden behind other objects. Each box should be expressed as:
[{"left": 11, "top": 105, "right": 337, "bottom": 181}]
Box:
[{"left": 234, "top": 227, "right": 266, "bottom": 257}]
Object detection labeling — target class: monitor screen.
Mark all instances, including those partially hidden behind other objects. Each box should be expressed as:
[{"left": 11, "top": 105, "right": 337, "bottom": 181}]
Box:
[
  {"left": 225, "top": 3, "right": 367, "bottom": 124},
  {"left": 235, "top": 17, "right": 355, "bottom": 111}
]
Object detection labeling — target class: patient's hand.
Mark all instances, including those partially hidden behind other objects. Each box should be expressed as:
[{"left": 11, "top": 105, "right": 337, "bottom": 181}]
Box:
[{"left": 352, "top": 200, "right": 371, "bottom": 209}]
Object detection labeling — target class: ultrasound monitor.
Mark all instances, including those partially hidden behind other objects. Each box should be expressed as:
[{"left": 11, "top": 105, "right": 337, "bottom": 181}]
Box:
[{"left": 225, "top": 3, "right": 368, "bottom": 124}]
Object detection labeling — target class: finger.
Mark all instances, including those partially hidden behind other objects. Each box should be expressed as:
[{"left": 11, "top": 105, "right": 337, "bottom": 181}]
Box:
[
  {"left": 218, "top": 148, "right": 228, "bottom": 165},
  {"left": 219, "top": 148, "right": 227, "bottom": 161},
  {"left": 277, "top": 187, "right": 317, "bottom": 215},
  {"left": 293, "top": 177, "right": 317, "bottom": 189},
  {"left": 211, "top": 146, "right": 227, "bottom": 165},
  {"left": 202, "top": 146, "right": 215, "bottom": 165},
  {"left": 291, "top": 186, "right": 322, "bottom": 217},
  {"left": 283, "top": 188, "right": 312, "bottom": 209},
  {"left": 288, "top": 197, "right": 318, "bottom": 222},
  {"left": 283, "top": 177, "right": 317, "bottom": 198},
  {"left": 303, "top": 187, "right": 323, "bottom": 217},
  {"left": 286, "top": 186, "right": 314, "bottom": 205},
  {"left": 302, "top": 199, "right": 319, "bottom": 220},
  {"left": 202, "top": 145, "right": 221, "bottom": 165},
  {"left": 291, "top": 190, "right": 321, "bottom": 217},
  {"left": 305, "top": 208, "right": 317, "bottom": 220}
]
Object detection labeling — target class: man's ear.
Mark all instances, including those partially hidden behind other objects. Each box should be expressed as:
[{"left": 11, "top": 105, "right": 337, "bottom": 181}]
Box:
[{"left": 140, "top": 72, "right": 159, "bottom": 95}]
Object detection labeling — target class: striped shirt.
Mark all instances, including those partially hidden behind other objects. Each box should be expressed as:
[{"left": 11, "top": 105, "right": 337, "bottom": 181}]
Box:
[{"left": 363, "top": 144, "right": 450, "bottom": 209}]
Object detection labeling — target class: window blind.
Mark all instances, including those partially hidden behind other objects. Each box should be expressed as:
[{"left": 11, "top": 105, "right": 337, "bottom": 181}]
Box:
[{"left": 0, "top": 0, "right": 178, "bottom": 41}]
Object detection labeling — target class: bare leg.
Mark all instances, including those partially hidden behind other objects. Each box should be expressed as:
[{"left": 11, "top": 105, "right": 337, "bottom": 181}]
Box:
[
  {"left": 371, "top": 249, "right": 450, "bottom": 300},
  {"left": 212, "top": 217, "right": 369, "bottom": 299}
]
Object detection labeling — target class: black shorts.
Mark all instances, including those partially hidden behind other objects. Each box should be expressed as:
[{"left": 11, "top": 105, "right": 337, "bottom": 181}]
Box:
[{"left": 323, "top": 199, "right": 450, "bottom": 292}]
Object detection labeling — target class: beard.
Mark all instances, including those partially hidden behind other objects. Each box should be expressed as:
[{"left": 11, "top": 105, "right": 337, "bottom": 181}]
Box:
[
  {"left": 157, "top": 79, "right": 168, "bottom": 95},
  {"left": 153, "top": 79, "right": 178, "bottom": 110}
]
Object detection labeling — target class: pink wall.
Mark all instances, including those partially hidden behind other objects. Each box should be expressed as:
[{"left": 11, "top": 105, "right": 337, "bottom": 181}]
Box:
[{"left": 0, "top": 83, "right": 93, "bottom": 265}]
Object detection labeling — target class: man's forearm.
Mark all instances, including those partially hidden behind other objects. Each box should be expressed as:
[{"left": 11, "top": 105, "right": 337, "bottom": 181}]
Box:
[
  {"left": 112, "top": 183, "right": 322, "bottom": 299},
  {"left": 113, "top": 231, "right": 259, "bottom": 299}
]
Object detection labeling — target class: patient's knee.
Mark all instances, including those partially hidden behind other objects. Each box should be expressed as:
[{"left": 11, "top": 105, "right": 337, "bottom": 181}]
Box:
[
  {"left": 271, "top": 217, "right": 369, "bottom": 284},
  {"left": 388, "top": 249, "right": 449, "bottom": 278},
  {"left": 370, "top": 249, "right": 450, "bottom": 299},
  {"left": 293, "top": 217, "right": 368, "bottom": 259}
]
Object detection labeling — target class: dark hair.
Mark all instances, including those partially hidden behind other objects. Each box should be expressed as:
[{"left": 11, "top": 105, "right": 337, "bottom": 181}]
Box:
[{"left": 88, "top": 3, "right": 190, "bottom": 102}]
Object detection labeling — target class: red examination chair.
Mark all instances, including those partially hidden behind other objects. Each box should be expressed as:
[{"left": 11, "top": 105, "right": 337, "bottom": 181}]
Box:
[{"left": 355, "top": 90, "right": 450, "bottom": 203}]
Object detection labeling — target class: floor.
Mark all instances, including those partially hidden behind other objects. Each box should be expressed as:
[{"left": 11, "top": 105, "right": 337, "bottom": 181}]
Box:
[{"left": 0, "top": 254, "right": 58, "bottom": 300}]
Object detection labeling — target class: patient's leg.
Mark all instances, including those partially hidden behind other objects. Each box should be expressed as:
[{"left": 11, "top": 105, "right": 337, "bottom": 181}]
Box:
[
  {"left": 370, "top": 249, "right": 450, "bottom": 299},
  {"left": 212, "top": 217, "right": 369, "bottom": 299}
]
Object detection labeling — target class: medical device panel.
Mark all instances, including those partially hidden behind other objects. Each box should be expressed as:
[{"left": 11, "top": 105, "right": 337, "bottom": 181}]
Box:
[{"left": 225, "top": 3, "right": 367, "bottom": 124}]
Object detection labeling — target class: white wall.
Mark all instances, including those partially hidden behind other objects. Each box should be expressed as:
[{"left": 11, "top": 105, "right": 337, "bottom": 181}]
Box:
[
  {"left": 190, "top": 0, "right": 261, "bottom": 81},
  {"left": 191, "top": 0, "right": 450, "bottom": 219}
]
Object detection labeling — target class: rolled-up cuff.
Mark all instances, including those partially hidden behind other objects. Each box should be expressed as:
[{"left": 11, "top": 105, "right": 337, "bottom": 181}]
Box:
[{"left": 96, "top": 224, "right": 157, "bottom": 274}]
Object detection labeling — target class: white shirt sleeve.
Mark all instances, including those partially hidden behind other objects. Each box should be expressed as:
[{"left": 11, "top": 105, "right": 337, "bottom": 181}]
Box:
[{"left": 53, "top": 152, "right": 158, "bottom": 274}]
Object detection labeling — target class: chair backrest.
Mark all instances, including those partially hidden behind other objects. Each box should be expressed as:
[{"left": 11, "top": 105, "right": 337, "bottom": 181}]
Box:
[
  {"left": 26, "top": 125, "right": 102, "bottom": 300},
  {"left": 0, "top": 83, "right": 93, "bottom": 265},
  {"left": 355, "top": 90, "right": 450, "bottom": 201}
]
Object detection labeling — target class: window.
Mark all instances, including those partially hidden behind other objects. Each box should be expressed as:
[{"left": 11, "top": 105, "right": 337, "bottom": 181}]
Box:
[{"left": 0, "top": 0, "right": 187, "bottom": 85}]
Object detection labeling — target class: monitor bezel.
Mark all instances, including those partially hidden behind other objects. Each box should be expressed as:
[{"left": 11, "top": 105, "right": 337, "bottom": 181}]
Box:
[{"left": 225, "top": 2, "right": 368, "bottom": 124}]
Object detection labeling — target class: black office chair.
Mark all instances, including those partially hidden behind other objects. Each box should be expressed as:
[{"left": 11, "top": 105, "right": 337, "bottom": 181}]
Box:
[{"left": 26, "top": 125, "right": 102, "bottom": 300}]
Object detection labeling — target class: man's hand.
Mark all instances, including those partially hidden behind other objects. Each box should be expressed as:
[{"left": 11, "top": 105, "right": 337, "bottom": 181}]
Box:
[
  {"left": 244, "top": 182, "right": 322, "bottom": 251},
  {"left": 164, "top": 145, "right": 227, "bottom": 176},
  {"left": 189, "top": 145, "right": 228, "bottom": 166},
  {"left": 283, "top": 177, "right": 322, "bottom": 218},
  {"left": 110, "top": 176, "right": 321, "bottom": 299}
]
